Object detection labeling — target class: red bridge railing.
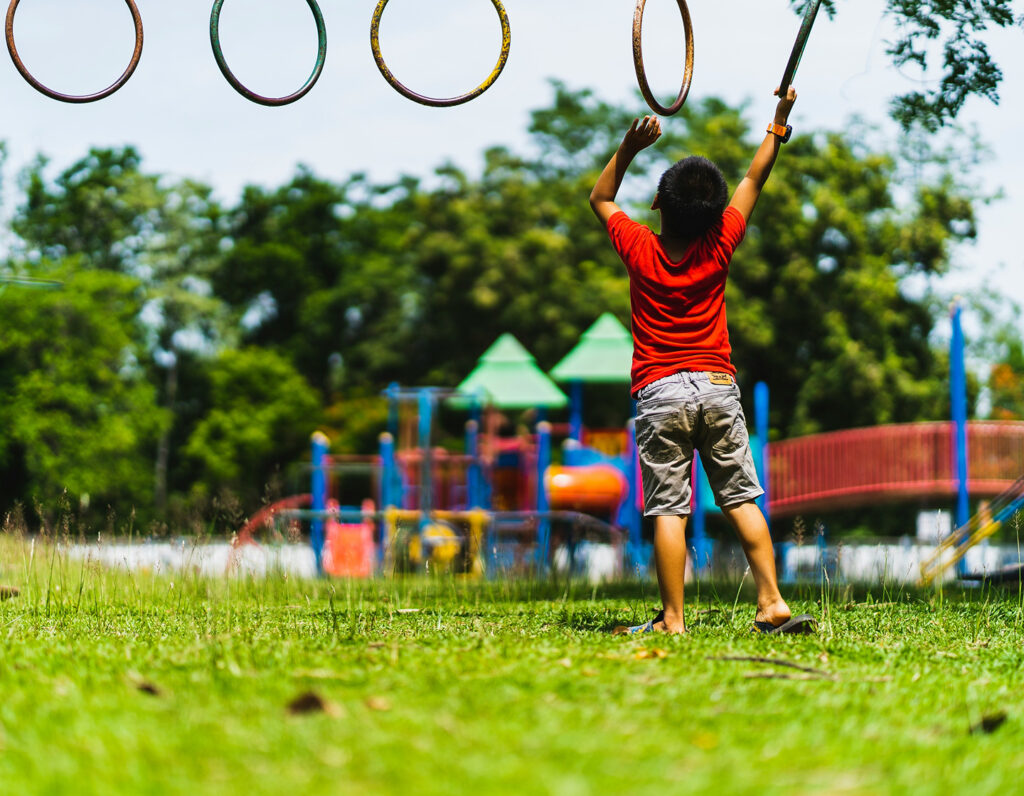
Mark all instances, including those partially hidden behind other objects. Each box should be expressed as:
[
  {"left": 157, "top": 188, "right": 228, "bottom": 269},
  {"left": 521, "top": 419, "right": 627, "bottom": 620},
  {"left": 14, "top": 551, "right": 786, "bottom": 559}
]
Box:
[{"left": 768, "top": 421, "right": 1024, "bottom": 517}]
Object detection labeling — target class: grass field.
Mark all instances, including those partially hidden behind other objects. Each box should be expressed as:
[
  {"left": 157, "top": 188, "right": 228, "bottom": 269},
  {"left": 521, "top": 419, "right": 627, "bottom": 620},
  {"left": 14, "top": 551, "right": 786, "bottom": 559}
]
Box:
[{"left": 1, "top": 535, "right": 1023, "bottom": 795}]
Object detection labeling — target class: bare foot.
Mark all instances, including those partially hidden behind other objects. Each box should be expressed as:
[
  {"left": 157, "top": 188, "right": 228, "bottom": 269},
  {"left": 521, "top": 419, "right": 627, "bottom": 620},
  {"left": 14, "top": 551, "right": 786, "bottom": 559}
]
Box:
[
  {"left": 654, "top": 609, "right": 686, "bottom": 634},
  {"left": 754, "top": 598, "right": 790, "bottom": 628}
]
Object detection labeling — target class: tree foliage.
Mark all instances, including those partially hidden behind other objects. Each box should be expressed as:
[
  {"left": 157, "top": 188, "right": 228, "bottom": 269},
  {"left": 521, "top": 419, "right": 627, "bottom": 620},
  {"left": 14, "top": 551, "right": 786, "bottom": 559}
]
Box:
[
  {"left": 793, "top": 0, "right": 1019, "bottom": 130},
  {"left": 0, "top": 267, "right": 167, "bottom": 512}
]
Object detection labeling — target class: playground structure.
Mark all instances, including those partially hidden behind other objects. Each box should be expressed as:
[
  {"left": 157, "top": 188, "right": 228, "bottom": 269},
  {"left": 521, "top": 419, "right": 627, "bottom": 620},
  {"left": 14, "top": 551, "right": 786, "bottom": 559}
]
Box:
[
  {"left": 234, "top": 321, "right": 640, "bottom": 578},
  {"left": 236, "top": 301, "right": 1024, "bottom": 583},
  {"left": 237, "top": 318, "right": 643, "bottom": 578}
]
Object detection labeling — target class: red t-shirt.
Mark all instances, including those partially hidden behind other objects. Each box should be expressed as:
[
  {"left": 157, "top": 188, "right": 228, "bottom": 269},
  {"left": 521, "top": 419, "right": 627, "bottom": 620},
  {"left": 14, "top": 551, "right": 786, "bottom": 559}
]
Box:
[{"left": 607, "top": 207, "right": 747, "bottom": 394}]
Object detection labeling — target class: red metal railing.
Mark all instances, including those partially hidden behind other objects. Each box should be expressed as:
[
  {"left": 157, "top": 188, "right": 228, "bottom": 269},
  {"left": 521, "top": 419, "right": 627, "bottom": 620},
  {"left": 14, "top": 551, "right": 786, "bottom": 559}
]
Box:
[{"left": 768, "top": 421, "right": 1024, "bottom": 517}]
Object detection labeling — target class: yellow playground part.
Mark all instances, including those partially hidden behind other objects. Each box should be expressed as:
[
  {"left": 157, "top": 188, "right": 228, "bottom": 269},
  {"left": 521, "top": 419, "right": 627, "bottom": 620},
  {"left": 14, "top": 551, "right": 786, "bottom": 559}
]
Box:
[
  {"left": 919, "top": 475, "right": 1024, "bottom": 585},
  {"left": 383, "top": 508, "right": 488, "bottom": 575}
]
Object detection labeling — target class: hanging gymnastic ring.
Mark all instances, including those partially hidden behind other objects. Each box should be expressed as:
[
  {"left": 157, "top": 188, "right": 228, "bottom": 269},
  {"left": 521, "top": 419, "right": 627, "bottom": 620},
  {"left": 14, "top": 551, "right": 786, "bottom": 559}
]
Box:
[
  {"left": 779, "top": 0, "right": 822, "bottom": 95},
  {"left": 210, "top": 0, "right": 327, "bottom": 107},
  {"left": 6, "top": 0, "right": 143, "bottom": 103},
  {"left": 632, "top": 0, "right": 693, "bottom": 117},
  {"left": 370, "top": 0, "right": 511, "bottom": 108}
]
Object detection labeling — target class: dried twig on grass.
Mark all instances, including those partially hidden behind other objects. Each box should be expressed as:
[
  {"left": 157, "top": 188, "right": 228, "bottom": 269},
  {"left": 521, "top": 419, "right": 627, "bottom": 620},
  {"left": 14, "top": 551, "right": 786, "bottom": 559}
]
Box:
[
  {"left": 708, "top": 655, "right": 829, "bottom": 676},
  {"left": 743, "top": 672, "right": 830, "bottom": 681}
]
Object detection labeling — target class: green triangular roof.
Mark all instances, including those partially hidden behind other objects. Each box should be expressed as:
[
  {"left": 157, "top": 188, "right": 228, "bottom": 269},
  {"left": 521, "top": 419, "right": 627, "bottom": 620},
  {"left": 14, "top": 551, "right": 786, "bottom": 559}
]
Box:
[
  {"left": 550, "top": 313, "right": 633, "bottom": 383},
  {"left": 453, "top": 334, "right": 568, "bottom": 409}
]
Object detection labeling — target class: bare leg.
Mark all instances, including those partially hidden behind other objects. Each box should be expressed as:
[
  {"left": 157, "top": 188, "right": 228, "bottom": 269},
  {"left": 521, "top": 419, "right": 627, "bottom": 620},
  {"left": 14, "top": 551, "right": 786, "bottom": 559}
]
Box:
[
  {"left": 652, "top": 515, "right": 688, "bottom": 633},
  {"left": 721, "top": 501, "right": 790, "bottom": 625}
]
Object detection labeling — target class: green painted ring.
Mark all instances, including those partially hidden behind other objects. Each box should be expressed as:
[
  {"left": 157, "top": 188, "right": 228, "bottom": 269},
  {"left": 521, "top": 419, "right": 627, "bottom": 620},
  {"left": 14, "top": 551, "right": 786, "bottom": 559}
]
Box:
[
  {"left": 370, "top": 0, "right": 511, "bottom": 108},
  {"left": 210, "top": 0, "right": 327, "bottom": 107},
  {"left": 632, "top": 0, "right": 694, "bottom": 117},
  {"left": 779, "top": 0, "right": 822, "bottom": 95},
  {"left": 6, "top": 0, "right": 144, "bottom": 103}
]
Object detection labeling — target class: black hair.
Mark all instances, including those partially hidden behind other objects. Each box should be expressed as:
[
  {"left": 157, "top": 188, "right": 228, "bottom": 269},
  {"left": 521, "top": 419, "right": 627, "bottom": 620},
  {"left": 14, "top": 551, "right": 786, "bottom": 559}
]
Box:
[{"left": 656, "top": 156, "right": 728, "bottom": 240}]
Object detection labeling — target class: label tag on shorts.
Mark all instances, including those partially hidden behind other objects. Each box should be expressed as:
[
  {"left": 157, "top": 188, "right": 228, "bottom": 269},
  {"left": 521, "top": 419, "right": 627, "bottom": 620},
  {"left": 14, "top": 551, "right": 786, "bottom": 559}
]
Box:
[{"left": 709, "top": 373, "right": 733, "bottom": 386}]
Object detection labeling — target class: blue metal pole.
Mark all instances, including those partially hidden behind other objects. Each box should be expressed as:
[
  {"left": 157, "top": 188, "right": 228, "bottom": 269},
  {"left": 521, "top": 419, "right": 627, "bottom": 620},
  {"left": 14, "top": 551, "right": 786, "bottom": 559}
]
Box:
[
  {"left": 536, "top": 420, "right": 552, "bottom": 571},
  {"left": 465, "top": 419, "right": 482, "bottom": 509},
  {"left": 691, "top": 453, "right": 709, "bottom": 574},
  {"left": 469, "top": 393, "right": 490, "bottom": 509},
  {"left": 569, "top": 381, "right": 584, "bottom": 443},
  {"left": 386, "top": 382, "right": 400, "bottom": 438},
  {"left": 379, "top": 432, "right": 396, "bottom": 508},
  {"left": 310, "top": 431, "right": 329, "bottom": 574},
  {"left": 625, "top": 418, "right": 644, "bottom": 572},
  {"left": 417, "top": 389, "right": 434, "bottom": 528},
  {"left": 951, "top": 301, "right": 970, "bottom": 574},
  {"left": 754, "top": 381, "right": 771, "bottom": 525},
  {"left": 378, "top": 431, "right": 396, "bottom": 569}
]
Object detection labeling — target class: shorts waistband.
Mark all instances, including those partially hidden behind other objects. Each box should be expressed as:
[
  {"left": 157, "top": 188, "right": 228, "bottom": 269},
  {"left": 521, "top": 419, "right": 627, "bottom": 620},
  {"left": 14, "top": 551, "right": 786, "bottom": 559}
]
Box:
[{"left": 634, "top": 370, "right": 735, "bottom": 401}]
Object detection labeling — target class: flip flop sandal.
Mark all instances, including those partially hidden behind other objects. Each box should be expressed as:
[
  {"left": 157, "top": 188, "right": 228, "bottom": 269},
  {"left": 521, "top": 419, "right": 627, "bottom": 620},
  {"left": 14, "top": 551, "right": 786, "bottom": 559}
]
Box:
[
  {"left": 613, "top": 610, "right": 664, "bottom": 636},
  {"left": 752, "top": 614, "right": 817, "bottom": 635}
]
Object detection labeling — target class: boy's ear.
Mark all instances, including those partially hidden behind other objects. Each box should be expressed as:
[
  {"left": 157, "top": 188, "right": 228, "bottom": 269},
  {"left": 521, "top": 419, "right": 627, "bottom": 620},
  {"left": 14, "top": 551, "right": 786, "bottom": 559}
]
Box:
[{"left": 651, "top": 193, "right": 660, "bottom": 211}]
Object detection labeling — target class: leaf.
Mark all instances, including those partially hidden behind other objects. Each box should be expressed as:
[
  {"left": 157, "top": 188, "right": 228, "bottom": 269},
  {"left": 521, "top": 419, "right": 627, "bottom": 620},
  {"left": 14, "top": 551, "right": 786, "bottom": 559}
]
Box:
[
  {"left": 365, "top": 697, "right": 392, "bottom": 712},
  {"left": 136, "top": 681, "right": 162, "bottom": 697},
  {"left": 287, "top": 690, "right": 340, "bottom": 717},
  {"left": 634, "top": 649, "right": 668, "bottom": 660},
  {"left": 970, "top": 711, "right": 1008, "bottom": 735}
]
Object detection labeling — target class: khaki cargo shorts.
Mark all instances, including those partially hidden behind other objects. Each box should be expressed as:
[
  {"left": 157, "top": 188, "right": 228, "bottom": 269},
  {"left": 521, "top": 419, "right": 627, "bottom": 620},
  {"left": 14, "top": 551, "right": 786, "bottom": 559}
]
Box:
[{"left": 634, "top": 371, "right": 763, "bottom": 516}]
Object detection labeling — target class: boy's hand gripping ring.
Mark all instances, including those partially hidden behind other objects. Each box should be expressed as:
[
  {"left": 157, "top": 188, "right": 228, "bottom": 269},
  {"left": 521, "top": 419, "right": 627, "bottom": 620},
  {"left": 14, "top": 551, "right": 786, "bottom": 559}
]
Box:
[{"left": 779, "top": 0, "right": 822, "bottom": 96}]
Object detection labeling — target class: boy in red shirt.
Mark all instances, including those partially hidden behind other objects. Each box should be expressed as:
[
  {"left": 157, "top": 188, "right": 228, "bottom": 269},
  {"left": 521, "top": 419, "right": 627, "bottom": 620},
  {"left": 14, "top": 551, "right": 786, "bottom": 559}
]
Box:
[{"left": 592, "top": 87, "right": 813, "bottom": 635}]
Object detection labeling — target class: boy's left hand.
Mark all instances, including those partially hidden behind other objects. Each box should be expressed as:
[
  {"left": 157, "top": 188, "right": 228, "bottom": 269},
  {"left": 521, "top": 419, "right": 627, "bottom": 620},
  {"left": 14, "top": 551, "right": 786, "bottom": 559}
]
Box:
[{"left": 622, "top": 116, "right": 662, "bottom": 154}]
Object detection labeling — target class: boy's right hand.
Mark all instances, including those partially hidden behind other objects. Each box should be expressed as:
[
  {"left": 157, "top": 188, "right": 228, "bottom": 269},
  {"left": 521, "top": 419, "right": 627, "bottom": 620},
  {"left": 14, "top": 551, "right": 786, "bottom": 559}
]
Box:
[
  {"left": 621, "top": 115, "right": 662, "bottom": 154},
  {"left": 772, "top": 86, "right": 797, "bottom": 124}
]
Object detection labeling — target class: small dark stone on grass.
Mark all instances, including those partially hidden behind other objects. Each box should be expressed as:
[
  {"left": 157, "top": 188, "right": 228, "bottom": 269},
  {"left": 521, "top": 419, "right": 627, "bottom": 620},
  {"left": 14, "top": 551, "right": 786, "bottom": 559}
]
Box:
[
  {"left": 971, "top": 711, "right": 1008, "bottom": 735},
  {"left": 136, "top": 681, "right": 162, "bottom": 696}
]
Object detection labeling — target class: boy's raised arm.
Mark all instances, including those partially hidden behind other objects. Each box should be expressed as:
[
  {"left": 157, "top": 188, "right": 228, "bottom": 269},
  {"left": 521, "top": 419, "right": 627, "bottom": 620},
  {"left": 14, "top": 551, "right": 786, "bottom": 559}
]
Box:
[
  {"left": 590, "top": 116, "right": 662, "bottom": 227},
  {"left": 728, "top": 87, "right": 797, "bottom": 223}
]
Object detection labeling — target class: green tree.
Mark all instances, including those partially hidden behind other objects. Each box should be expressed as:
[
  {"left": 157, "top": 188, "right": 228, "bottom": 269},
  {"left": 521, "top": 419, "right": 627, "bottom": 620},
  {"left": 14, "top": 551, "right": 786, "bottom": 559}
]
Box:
[
  {"left": 0, "top": 266, "right": 167, "bottom": 515},
  {"left": 184, "top": 348, "right": 321, "bottom": 505},
  {"left": 12, "top": 148, "right": 234, "bottom": 511}
]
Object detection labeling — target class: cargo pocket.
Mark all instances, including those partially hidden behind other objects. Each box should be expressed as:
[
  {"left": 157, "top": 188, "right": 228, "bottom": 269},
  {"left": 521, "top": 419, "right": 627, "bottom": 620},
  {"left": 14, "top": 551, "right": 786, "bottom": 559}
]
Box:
[
  {"left": 635, "top": 409, "right": 683, "bottom": 466},
  {"left": 705, "top": 402, "right": 745, "bottom": 457}
]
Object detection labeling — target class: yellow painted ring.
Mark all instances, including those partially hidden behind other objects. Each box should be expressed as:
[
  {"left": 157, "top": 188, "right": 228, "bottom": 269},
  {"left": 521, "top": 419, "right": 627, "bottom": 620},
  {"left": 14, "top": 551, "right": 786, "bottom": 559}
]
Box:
[{"left": 370, "top": 0, "right": 511, "bottom": 108}]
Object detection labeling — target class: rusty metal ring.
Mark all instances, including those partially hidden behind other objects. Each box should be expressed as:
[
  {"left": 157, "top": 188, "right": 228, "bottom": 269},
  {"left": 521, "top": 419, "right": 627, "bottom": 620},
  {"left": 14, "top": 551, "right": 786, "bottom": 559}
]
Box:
[
  {"left": 632, "top": 0, "right": 693, "bottom": 117},
  {"left": 210, "top": 0, "right": 327, "bottom": 107},
  {"left": 779, "top": 0, "right": 822, "bottom": 96},
  {"left": 6, "top": 0, "right": 143, "bottom": 103},
  {"left": 370, "top": 0, "right": 511, "bottom": 108}
]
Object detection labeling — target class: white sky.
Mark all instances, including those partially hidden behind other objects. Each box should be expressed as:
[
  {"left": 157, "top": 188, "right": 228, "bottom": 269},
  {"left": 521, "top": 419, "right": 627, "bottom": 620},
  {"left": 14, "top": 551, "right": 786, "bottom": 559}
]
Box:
[{"left": 3, "top": 0, "right": 1022, "bottom": 342}]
